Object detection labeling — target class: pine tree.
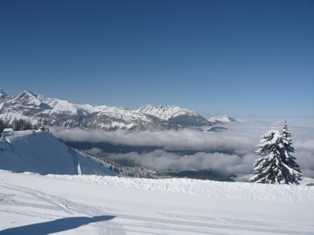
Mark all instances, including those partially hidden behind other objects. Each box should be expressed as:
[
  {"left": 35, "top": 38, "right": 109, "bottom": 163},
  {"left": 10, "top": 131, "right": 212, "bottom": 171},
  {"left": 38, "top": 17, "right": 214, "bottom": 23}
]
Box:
[
  {"left": 12, "top": 118, "right": 32, "bottom": 131},
  {"left": 0, "top": 118, "right": 4, "bottom": 133},
  {"left": 249, "top": 128, "right": 302, "bottom": 185},
  {"left": 282, "top": 121, "right": 293, "bottom": 152},
  {"left": 22, "top": 120, "right": 32, "bottom": 130},
  {"left": 281, "top": 121, "right": 302, "bottom": 182},
  {"left": 12, "top": 118, "right": 19, "bottom": 131}
]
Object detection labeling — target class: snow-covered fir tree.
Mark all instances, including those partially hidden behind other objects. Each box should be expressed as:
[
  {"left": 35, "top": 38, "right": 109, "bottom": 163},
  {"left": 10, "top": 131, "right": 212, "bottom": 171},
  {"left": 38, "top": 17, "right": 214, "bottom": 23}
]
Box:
[
  {"left": 0, "top": 118, "right": 4, "bottom": 133},
  {"left": 249, "top": 126, "right": 302, "bottom": 185},
  {"left": 281, "top": 121, "right": 302, "bottom": 181},
  {"left": 282, "top": 121, "right": 293, "bottom": 149}
]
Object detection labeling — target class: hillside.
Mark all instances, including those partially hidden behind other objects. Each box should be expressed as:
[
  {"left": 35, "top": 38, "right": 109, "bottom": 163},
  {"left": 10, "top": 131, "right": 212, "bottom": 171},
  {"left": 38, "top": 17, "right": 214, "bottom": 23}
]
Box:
[{"left": 0, "top": 130, "right": 117, "bottom": 176}]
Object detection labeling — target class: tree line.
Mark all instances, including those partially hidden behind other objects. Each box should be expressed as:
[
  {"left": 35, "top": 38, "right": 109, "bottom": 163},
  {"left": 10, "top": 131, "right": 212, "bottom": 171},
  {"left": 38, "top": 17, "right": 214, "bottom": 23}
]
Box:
[{"left": 0, "top": 118, "right": 36, "bottom": 133}]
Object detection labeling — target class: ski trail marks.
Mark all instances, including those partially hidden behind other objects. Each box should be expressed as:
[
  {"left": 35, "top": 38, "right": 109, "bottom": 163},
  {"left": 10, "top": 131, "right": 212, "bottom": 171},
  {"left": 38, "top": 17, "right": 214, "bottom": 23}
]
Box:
[{"left": 0, "top": 183, "right": 125, "bottom": 235}]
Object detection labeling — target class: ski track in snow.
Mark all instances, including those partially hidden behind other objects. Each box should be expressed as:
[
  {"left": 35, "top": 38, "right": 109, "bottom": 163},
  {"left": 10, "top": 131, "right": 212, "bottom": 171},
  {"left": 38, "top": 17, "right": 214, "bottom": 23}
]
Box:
[
  {"left": 1, "top": 172, "right": 314, "bottom": 234},
  {"left": 0, "top": 183, "right": 125, "bottom": 235}
]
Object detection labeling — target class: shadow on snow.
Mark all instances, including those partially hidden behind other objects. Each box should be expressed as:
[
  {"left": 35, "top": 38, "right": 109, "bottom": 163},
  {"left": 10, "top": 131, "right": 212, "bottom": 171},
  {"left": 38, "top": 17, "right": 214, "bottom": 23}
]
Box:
[{"left": 0, "top": 215, "right": 115, "bottom": 235}]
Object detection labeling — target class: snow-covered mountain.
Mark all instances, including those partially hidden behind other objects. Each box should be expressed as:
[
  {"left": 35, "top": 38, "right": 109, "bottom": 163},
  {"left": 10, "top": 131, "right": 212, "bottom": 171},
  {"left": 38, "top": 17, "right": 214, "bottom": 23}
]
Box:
[
  {"left": 0, "top": 89, "right": 213, "bottom": 131},
  {"left": 208, "top": 115, "right": 236, "bottom": 124},
  {"left": 0, "top": 129, "right": 118, "bottom": 176},
  {"left": 138, "top": 104, "right": 210, "bottom": 126},
  {"left": 0, "top": 88, "right": 10, "bottom": 101}
]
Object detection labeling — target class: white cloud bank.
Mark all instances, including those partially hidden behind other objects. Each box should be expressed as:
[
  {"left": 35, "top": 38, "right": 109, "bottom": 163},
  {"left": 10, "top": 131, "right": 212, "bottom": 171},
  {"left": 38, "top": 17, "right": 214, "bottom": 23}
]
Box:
[
  {"left": 51, "top": 119, "right": 314, "bottom": 177},
  {"left": 107, "top": 150, "right": 257, "bottom": 175}
]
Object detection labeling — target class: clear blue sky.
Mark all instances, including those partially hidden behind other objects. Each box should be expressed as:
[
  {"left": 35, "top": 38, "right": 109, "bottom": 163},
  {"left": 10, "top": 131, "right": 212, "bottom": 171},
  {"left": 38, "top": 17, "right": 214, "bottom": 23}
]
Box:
[{"left": 1, "top": 0, "right": 313, "bottom": 118}]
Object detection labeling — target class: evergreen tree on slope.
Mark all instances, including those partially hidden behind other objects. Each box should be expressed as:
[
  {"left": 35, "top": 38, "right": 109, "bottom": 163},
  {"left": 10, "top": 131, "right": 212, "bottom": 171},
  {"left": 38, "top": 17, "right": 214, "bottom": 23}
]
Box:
[
  {"left": 281, "top": 121, "right": 302, "bottom": 181},
  {"left": 0, "top": 118, "right": 4, "bottom": 133},
  {"left": 249, "top": 127, "right": 302, "bottom": 184},
  {"left": 282, "top": 121, "right": 293, "bottom": 151}
]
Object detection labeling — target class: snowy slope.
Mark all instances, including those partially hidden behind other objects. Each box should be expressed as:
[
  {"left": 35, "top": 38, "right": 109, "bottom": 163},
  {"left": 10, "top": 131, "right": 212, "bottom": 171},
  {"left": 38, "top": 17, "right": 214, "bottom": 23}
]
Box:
[
  {"left": 0, "top": 130, "right": 117, "bottom": 176},
  {"left": 0, "top": 171, "right": 313, "bottom": 235}
]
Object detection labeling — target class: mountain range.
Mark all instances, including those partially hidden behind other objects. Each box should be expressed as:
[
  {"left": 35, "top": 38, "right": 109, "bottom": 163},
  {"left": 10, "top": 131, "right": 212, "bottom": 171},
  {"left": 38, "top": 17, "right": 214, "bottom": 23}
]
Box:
[{"left": 0, "top": 89, "right": 235, "bottom": 131}]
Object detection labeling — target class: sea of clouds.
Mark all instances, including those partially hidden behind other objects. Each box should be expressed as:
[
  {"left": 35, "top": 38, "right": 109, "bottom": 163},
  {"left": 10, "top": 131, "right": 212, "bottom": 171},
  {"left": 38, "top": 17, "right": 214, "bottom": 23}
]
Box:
[{"left": 51, "top": 119, "right": 314, "bottom": 177}]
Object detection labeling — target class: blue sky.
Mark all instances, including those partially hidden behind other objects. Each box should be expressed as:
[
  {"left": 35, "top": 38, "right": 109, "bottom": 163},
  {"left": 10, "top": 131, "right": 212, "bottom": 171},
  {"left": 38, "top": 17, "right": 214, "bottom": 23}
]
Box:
[{"left": 1, "top": 0, "right": 313, "bottom": 118}]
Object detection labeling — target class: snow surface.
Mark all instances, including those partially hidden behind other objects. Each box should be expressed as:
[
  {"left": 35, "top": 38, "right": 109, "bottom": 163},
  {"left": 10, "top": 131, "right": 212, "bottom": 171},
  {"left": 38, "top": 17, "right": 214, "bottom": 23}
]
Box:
[
  {"left": 0, "top": 130, "right": 117, "bottom": 176},
  {"left": 1, "top": 171, "right": 314, "bottom": 235}
]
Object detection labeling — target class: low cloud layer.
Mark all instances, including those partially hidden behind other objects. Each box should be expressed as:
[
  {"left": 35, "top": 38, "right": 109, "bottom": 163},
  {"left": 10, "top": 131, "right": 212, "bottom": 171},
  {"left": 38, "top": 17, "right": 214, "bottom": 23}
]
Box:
[
  {"left": 106, "top": 150, "right": 257, "bottom": 175},
  {"left": 51, "top": 119, "right": 314, "bottom": 177}
]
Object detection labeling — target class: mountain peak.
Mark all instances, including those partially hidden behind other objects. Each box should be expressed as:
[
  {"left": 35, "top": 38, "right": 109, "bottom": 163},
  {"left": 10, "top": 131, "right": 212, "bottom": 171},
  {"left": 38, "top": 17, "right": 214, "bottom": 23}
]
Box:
[
  {"left": 208, "top": 115, "right": 236, "bottom": 123},
  {"left": 137, "top": 104, "right": 210, "bottom": 126},
  {"left": 138, "top": 104, "right": 188, "bottom": 120},
  {"left": 0, "top": 88, "right": 8, "bottom": 100},
  {"left": 140, "top": 104, "right": 163, "bottom": 110},
  {"left": 12, "top": 90, "right": 50, "bottom": 108},
  {"left": 18, "top": 90, "right": 40, "bottom": 98}
]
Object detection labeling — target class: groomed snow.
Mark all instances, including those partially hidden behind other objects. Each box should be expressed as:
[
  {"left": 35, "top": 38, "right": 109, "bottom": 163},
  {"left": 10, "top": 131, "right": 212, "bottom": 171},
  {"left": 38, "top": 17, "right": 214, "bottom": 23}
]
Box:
[
  {"left": 47, "top": 174, "right": 314, "bottom": 202},
  {"left": 1, "top": 171, "right": 313, "bottom": 235}
]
